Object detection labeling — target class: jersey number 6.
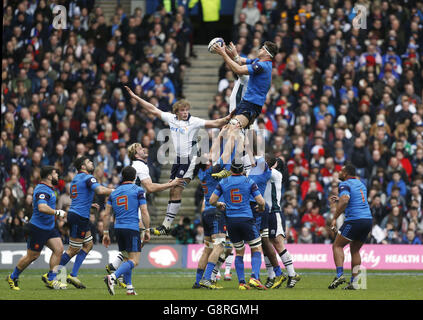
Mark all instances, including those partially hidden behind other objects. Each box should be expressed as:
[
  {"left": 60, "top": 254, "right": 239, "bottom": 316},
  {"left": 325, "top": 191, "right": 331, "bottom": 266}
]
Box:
[
  {"left": 117, "top": 195, "right": 128, "bottom": 210},
  {"left": 230, "top": 189, "right": 242, "bottom": 203}
]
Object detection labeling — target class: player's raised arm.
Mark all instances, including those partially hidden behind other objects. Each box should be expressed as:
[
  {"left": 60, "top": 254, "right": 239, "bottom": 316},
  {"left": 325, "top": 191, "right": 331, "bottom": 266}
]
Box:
[
  {"left": 204, "top": 113, "right": 231, "bottom": 128},
  {"left": 141, "top": 177, "right": 185, "bottom": 193},
  {"left": 140, "top": 203, "right": 151, "bottom": 243},
  {"left": 213, "top": 43, "right": 249, "bottom": 75},
  {"left": 226, "top": 41, "right": 247, "bottom": 65},
  {"left": 95, "top": 185, "right": 114, "bottom": 196},
  {"left": 124, "top": 85, "right": 162, "bottom": 118}
]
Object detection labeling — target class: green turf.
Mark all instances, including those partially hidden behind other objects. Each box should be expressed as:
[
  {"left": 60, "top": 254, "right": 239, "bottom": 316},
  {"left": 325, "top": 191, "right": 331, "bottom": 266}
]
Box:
[{"left": 1, "top": 269, "right": 422, "bottom": 300}]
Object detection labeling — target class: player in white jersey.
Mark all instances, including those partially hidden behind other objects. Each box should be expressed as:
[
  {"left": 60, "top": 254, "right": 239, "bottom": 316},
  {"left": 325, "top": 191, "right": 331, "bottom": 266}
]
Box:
[
  {"left": 105, "top": 143, "right": 184, "bottom": 282},
  {"left": 264, "top": 157, "right": 301, "bottom": 288},
  {"left": 125, "top": 86, "right": 231, "bottom": 235},
  {"left": 229, "top": 74, "right": 249, "bottom": 114}
]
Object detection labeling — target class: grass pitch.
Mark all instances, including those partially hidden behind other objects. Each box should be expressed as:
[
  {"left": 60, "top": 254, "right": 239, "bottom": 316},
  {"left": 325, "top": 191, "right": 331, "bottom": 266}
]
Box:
[{"left": 1, "top": 269, "right": 422, "bottom": 300}]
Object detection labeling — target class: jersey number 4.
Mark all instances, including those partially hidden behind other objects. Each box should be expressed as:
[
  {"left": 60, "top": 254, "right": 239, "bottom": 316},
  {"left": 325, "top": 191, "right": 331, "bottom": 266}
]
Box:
[
  {"left": 230, "top": 189, "right": 242, "bottom": 203},
  {"left": 117, "top": 195, "right": 128, "bottom": 210}
]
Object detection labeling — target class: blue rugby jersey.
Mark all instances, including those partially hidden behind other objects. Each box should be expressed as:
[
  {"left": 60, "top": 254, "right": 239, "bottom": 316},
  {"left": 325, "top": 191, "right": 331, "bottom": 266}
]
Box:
[
  {"left": 69, "top": 172, "right": 100, "bottom": 219},
  {"left": 213, "top": 174, "right": 261, "bottom": 218},
  {"left": 107, "top": 183, "right": 147, "bottom": 231},
  {"left": 30, "top": 183, "right": 57, "bottom": 230},
  {"left": 198, "top": 167, "right": 220, "bottom": 211},
  {"left": 338, "top": 178, "right": 372, "bottom": 221},
  {"left": 243, "top": 58, "right": 272, "bottom": 106},
  {"left": 248, "top": 157, "right": 272, "bottom": 202}
]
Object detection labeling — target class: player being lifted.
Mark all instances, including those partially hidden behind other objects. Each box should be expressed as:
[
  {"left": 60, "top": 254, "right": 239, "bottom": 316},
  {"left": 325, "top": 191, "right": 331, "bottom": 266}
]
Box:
[
  {"left": 212, "top": 40, "right": 277, "bottom": 167},
  {"left": 103, "top": 166, "right": 150, "bottom": 296},
  {"left": 6, "top": 166, "right": 67, "bottom": 290},
  {"left": 105, "top": 143, "right": 184, "bottom": 285},
  {"left": 58, "top": 156, "right": 114, "bottom": 289},
  {"left": 124, "top": 86, "right": 231, "bottom": 236}
]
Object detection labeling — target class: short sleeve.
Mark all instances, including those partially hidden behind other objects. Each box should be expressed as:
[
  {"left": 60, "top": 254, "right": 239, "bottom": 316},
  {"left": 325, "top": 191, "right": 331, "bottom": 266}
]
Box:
[
  {"left": 213, "top": 183, "right": 223, "bottom": 197},
  {"left": 35, "top": 192, "right": 50, "bottom": 205},
  {"left": 339, "top": 183, "right": 351, "bottom": 197},
  {"left": 137, "top": 188, "right": 147, "bottom": 206},
  {"left": 86, "top": 176, "right": 100, "bottom": 191},
  {"left": 247, "top": 61, "right": 265, "bottom": 75},
  {"left": 191, "top": 116, "right": 206, "bottom": 129},
  {"left": 161, "top": 112, "right": 174, "bottom": 124},
  {"left": 250, "top": 182, "right": 261, "bottom": 197},
  {"left": 246, "top": 58, "right": 258, "bottom": 65}
]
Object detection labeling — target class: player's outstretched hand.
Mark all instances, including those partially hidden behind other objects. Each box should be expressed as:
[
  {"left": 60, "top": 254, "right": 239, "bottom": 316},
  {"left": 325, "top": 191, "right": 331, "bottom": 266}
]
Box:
[
  {"left": 171, "top": 178, "right": 186, "bottom": 187},
  {"left": 329, "top": 195, "right": 339, "bottom": 204},
  {"left": 213, "top": 43, "right": 226, "bottom": 56},
  {"left": 102, "top": 234, "right": 111, "bottom": 248},
  {"left": 55, "top": 210, "right": 66, "bottom": 218},
  {"left": 124, "top": 85, "right": 136, "bottom": 98},
  {"left": 216, "top": 202, "right": 226, "bottom": 211},
  {"left": 226, "top": 42, "right": 238, "bottom": 58},
  {"left": 330, "top": 219, "right": 337, "bottom": 234}
]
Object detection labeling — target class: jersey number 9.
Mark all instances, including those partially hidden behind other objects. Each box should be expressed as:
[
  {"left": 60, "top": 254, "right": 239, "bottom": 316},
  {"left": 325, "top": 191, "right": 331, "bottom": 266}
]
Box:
[
  {"left": 70, "top": 185, "right": 77, "bottom": 199},
  {"left": 117, "top": 195, "right": 128, "bottom": 210},
  {"left": 230, "top": 189, "right": 242, "bottom": 203}
]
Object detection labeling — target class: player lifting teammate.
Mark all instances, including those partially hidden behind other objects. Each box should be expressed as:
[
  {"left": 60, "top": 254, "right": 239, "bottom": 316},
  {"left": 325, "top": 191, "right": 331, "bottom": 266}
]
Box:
[{"left": 124, "top": 86, "right": 231, "bottom": 236}]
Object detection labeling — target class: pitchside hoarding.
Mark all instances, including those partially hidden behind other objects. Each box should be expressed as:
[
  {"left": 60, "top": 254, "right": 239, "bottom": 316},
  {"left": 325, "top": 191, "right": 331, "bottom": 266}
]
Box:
[
  {"left": 186, "top": 244, "right": 423, "bottom": 270},
  {"left": 0, "top": 244, "right": 184, "bottom": 269},
  {"left": 1, "top": 243, "right": 422, "bottom": 270}
]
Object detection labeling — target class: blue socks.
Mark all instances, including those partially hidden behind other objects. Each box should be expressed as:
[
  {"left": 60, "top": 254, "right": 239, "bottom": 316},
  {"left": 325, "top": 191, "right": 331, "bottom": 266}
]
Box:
[
  {"left": 11, "top": 267, "right": 22, "bottom": 280},
  {"left": 123, "top": 267, "right": 133, "bottom": 286},
  {"left": 251, "top": 251, "right": 262, "bottom": 280},
  {"left": 235, "top": 256, "right": 245, "bottom": 284},
  {"left": 47, "top": 270, "right": 57, "bottom": 281},
  {"left": 195, "top": 268, "right": 204, "bottom": 284},
  {"left": 59, "top": 252, "right": 71, "bottom": 266},
  {"left": 336, "top": 266, "right": 344, "bottom": 278},
  {"left": 71, "top": 250, "right": 87, "bottom": 277},
  {"left": 203, "top": 262, "right": 216, "bottom": 281},
  {"left": 115, "top": 260, "right": 134, "bottom": 279},
  {"left": 273, "top": 266, "right": 282, "bottom": 277}
]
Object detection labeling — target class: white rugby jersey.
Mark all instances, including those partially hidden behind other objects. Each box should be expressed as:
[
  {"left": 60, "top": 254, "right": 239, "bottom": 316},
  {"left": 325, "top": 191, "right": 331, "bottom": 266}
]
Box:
[
  {"left": 229, "top": 75, "right": 249, "bottom": 113},
  {"left": 132, "top": 159, "right": 150, "bottom": 190},
  {"left": 264, "top": 169, "right": 283, "bottom": 212},
  {"left": 161, "top": 112, "right": 206, "bottom": 158}
]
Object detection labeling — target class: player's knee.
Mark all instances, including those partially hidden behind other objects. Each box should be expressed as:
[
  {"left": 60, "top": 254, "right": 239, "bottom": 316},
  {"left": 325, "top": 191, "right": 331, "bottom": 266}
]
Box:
[{"left": 82, "top": 236, "right": 94, "bottom": 251}]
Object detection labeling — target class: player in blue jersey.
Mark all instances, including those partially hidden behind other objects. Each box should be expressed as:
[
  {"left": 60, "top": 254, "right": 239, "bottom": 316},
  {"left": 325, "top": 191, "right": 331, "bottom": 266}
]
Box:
[
  {"left": 6, "top": 166, "right": 67, "bottom": 290},
  {"left": 58, "top": 156, "right": 114, "bottom": 289},
  {"left": 192, "top": 156, "right": 227, "bottom": 290},
  {"left": 102, "top": 166, "right": 150, "bottom": 295},
  {"left": 328, "top": 163, "right": 373, "bottom": 290},
  {"left": 209, "top": 159, "right": 267, "bottom": 290},
  {"left": 213, "top": 40, "right": 277, "bottom": 165}
]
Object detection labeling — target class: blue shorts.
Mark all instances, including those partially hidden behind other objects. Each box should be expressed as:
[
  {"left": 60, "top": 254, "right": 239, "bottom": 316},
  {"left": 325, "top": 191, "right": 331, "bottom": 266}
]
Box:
[
  {"left": 67, "top": 211, "right": 90, "bottom": 239},
  {"left": 27, "top": 223, "right": 61, "bottom": 252},
  {"left": 225, "top": 217, "right": 260, "bottom": 244},
  {"left": 339, "top": 219, "right": 373, "bottom": 243},
  {"left": 202, "top": 208, "right": 226, "bottom": 237},
  {"left": 115, "top": 228, "right": 142, "bottom": 253},
  {"left": 251, "top": 202, "right": 269, "bottom": 232},
  {"left": 234, "top": 100, "right": 262, "bottom": 126},
  {"left": 268, "top": 210, "right": 286, "bottom": 239}
]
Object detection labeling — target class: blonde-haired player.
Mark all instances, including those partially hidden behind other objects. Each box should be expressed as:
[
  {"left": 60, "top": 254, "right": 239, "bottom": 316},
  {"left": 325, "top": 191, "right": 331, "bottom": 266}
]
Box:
[{"left": 125, "top": 86, "right": 231, "bottom": 235}]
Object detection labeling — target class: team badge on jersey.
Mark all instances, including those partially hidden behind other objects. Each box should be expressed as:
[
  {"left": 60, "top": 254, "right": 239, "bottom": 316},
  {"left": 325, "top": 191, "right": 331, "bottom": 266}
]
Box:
[{"left": 179, "top": 170, "right": 185, "bottom": 176}]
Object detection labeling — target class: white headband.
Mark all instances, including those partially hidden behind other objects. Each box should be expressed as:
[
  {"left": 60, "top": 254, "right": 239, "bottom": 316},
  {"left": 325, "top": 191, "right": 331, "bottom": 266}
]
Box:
[{"left": 263, "top": 45, "right": 274, "bottom": 58}]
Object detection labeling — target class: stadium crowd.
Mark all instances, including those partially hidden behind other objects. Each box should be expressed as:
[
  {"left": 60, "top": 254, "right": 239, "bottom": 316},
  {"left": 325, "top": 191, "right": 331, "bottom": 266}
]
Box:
[
  {"left": 1, "top": 0, "right": 423, "bottom": 246},
  {"left": 209, "top": 0, "right": 423, "bottom": 245}
]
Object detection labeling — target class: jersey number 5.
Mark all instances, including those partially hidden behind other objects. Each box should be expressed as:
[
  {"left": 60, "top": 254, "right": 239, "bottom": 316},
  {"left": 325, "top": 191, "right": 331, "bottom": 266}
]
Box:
[
  {"left": 117, "top": 195, "right": 128, "bottom": 210},
  {"left": 230, "top": 189, "right": 242, "bottom": 203},
  {"left": 70, "top": 185, "right": 77, "bottom": 199}
]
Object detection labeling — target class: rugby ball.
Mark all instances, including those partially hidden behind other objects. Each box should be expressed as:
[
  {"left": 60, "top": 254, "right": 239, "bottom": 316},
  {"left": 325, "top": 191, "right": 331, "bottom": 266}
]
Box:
[{"left": 208, "top": 37, "right": 225, "bottom": 54}]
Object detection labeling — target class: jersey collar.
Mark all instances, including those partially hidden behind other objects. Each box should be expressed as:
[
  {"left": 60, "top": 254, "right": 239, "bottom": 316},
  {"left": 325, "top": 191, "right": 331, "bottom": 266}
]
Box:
[
  {"left": 40, "top": 182, "right": 55, "bottom": 191},
  {"left": 121, "top": 181, "right": 133, "bottom": 185},
  {"left": 133, "top": 158, "right": 148, "bottom": 165}
]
